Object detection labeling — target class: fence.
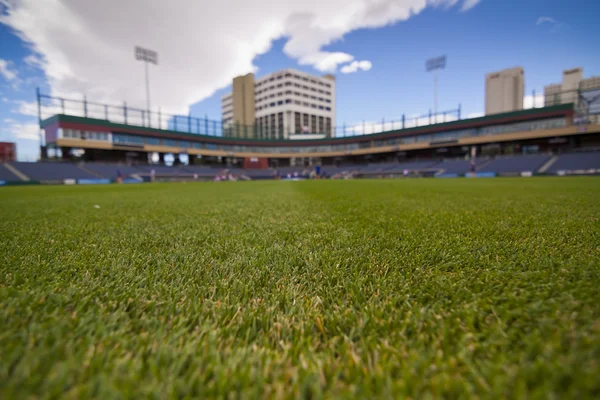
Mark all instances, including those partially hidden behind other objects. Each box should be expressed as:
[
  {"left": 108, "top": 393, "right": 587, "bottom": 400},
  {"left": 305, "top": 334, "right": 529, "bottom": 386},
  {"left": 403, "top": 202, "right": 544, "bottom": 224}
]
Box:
[
  {"left": 37, "top": 87, "right": 600, "bottom": 140},
  {"left": 37, "top": 89, "right": 463, "bottom": 139}
]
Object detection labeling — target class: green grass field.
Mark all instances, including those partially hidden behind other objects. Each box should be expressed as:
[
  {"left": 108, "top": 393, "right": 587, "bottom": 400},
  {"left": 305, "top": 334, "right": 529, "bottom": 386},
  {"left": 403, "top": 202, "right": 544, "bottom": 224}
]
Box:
[{"left": 1, "top": 178, "right": 599, "bottom": 398}]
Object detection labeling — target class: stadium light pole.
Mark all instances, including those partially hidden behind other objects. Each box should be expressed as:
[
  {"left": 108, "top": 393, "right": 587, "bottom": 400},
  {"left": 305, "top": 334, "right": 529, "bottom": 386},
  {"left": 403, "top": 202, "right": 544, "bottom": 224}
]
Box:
[
  {"left": 135, "top": 46, "right": 158, "bottom": 127},
  {"left": 426, "top": 55, "right": 446, "bottom": 121}
]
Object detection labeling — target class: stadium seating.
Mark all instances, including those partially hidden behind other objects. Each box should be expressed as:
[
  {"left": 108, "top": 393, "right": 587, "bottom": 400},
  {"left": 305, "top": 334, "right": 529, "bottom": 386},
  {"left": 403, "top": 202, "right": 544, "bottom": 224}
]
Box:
[
  {"left": 3, "top": 151, "right": 598, "bottom": 183},
  {"left": 134, "top": 165, "right": 186, "bottom": 175},
  {"left": 431, "top": 159, "right": 473, "bottom": 175},
  {"left": 243, "top": 169, "right": 277, "bottom": 179},
  {"left": 546, "top": 151, "right": 600, "bottom": 173},
  {"left": 83, "top": 163, "right": 143, "bottom": 178},
  {"left": 10, "top": 162, "right": 97, "bottom": 181},
  {"left": 181, "top": 166, "right": 223, "bottom": 175},
  {"left": 478, "top": 154, "right": 551, "bottom": 174},
  {"left": 385, "top": 160, "right": 439, "bottom": 172},
  {"left": 0, "top": 164, "right": 21, "bottom": 181}
]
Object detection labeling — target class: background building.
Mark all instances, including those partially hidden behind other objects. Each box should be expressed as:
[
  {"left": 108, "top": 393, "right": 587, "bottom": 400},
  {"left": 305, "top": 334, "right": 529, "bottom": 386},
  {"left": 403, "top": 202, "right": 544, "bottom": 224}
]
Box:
[
  {"left": 222, "top": 69, "right": 336, "bottom": 139},
  {"left": 0, "top": 142, "right": 16, "bottom": 162},
  {"left": 485, "top": 67, "right": 525, "bottom": 115},
  {"left": 544, "top": 67, "right": 600, "bottom": 105},
  {"left": 544, "top": 68, "right": 600, "bottom": 123}
]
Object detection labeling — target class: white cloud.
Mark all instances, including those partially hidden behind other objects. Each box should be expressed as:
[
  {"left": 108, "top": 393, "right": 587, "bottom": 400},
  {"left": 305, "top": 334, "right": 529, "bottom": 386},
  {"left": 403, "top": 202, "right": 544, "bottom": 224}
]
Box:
[
  {"left": 11, "top": 100, "right": 38, "bottom": 117},
  {"left": 0, "top": 0, "right": 480, "bottom": 114},
  {"left": 0, "top": 59, "right": 18, "bottom": 82},
  {"left": 537, "top": 16, "right": 555, "bottom": 25},
  {"left": 3, "top": 117, "right": 17, "bottom": 123},
  {"left": 24, "top": 53, "right": 46, "bottom": 69},
  {"left": 4, "top": 121, "right": 40, "bottom": 141},
  {"left": 298, "top": 52, "right": 354, "bottom": 73},
  {"left": 461, "top": 0, "right": 480, "bottom": 11},
  {"left": 340, "top": 60, "right": 372, "bottom": 74},
  {"left": 536, "top": 16, "right": 567, "bottom": 32},
  {"left": 524, "top": 93, "right": 544, "bottom": 109},
  {"left": 466, "top": 112, "right": 484, "bottom": 119}
]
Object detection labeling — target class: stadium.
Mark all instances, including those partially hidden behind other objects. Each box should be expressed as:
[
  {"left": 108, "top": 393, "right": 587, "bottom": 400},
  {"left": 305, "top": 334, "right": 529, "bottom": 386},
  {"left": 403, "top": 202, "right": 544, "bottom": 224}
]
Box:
[
  {"left": 0, "top": 92, "right": 599, "bottom": 184},
  {"left": 1, "top": 3, "right": 600, "bottom": 398}
]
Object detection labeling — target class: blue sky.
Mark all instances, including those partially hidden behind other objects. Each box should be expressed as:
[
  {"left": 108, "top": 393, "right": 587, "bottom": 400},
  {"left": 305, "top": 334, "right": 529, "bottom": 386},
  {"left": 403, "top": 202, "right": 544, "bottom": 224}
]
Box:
[{"left": 1, "top": 0, "right": 599, "bottom": 160}]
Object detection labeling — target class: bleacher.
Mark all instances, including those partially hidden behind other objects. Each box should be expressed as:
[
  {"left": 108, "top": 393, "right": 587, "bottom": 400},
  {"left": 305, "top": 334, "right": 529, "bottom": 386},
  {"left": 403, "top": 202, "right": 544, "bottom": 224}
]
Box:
[
  {"left": 9, "top": 162, "right": 97, "bottom": 181},
  {"left": 478, "top": 154, "right": 551, "bottom": 175},
  {"left": 0, "top": 164, "right": 20, "bottom": 182},
  {"left": 181, "top": 165, "right": 224, "bottom": 176},
  {"left": 2, "top": 151, "right": 599, "bottom": 185},
  {"left": 385, "top": 160, "right": 439, "bottom": 173},
  {"left": 546, "top": 151, "right": 600, "bottom": 174},
  {"left": 83, "top": 163, "right": 143, "bottom": 178},
  {"left": 243, "top": 169, "right": 277, "bottom": 179},
  {"left": 432, "top": 159, "right": 473, "bottom": 175}
]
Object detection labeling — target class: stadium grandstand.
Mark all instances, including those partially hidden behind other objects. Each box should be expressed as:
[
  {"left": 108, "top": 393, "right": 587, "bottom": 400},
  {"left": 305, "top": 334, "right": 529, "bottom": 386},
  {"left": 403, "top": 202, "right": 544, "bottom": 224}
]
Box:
[{"left": 2, "top": 91, "right": 600, "bottom": 185}]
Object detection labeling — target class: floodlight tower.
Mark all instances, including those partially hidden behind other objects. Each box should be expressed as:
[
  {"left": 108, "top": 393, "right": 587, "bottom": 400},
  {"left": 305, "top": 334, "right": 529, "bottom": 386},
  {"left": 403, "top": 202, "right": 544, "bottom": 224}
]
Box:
[
  {"left": 426, "top": 55, "right": 446, "bottom": 120},
  {"left": 135, "top": 46, "right": 158, "bottom": 126}
]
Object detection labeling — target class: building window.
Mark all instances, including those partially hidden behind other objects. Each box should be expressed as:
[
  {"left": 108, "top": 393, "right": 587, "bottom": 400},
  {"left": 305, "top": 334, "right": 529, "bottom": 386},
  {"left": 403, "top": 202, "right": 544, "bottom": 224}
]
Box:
[
  {"left": 295, "top": 112, "right": 301, "bottom": 133},
  {"left": 325, "top": 107, "right": 331, "bottom": 111}
]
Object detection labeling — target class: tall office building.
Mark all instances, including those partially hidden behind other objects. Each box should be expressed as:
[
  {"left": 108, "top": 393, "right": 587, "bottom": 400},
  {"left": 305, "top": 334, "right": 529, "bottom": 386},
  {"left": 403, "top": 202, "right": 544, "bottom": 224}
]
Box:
[
  {"left": 543, "top": 67, "right": 600, "bottom": 107},
  {"left": 222, "top": 69, "right": 336, "bottom": 139},
  {"left": 485, "top": 67, "right": 525, "bottom": 115}
]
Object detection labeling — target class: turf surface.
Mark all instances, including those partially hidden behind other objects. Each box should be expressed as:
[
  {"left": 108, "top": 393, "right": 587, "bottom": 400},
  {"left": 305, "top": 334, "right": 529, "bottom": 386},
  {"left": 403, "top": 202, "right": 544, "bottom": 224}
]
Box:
[{"left": 1, "top": 178, "right": 599, "bottom": 398}]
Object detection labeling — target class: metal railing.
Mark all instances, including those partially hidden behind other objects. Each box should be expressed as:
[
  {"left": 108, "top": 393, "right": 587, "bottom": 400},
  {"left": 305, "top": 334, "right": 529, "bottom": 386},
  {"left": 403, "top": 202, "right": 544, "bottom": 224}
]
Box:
[
  {"left": 37, "top": 89, "right": 463, "bottom": 139},
  {"left": 37, "top": 86, "right": 600, "bottom": 140}
]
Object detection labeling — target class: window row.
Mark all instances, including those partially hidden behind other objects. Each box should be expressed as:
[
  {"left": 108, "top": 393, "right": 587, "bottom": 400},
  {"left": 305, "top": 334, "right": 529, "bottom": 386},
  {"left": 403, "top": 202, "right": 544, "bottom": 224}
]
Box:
[
  {"left": 255, "top": 73, "right": 332, "bottom": 89},
  {"left": 256, "top": 99, "right": 331, "bottom": 112},
  {"left": 256, "top": 91, "right": 332, "bottom": 104},
  {"left": 64, "top": 117, "right": 566, "bottom": 153},
  {"left": 255, "top": 81, "right": 332, "bottom": 96},
  {"left": 62, "top": 129, "right": 110, "bottom": 141}
]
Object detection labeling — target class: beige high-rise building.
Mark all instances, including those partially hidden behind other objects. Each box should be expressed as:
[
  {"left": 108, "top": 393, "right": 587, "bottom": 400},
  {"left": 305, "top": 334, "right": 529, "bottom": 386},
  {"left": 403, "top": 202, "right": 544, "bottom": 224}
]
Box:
[
  {"left": 561, "top": 68, "right": 583, "bottom": 104},
  {"left": 232, "top": 73, "right": 256, "bottom": 127},
  {"left": 544, "top": 84, "right": 562, "bottom": 107},
  {"left": 542, "top": 67, "right": 600, "bottom": 123},
  {"left": 485, "top": 67, "right": 525, "bottom": 115},
  {"left": 222, "top": 69, "right": 336, "bottom": 139}
]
